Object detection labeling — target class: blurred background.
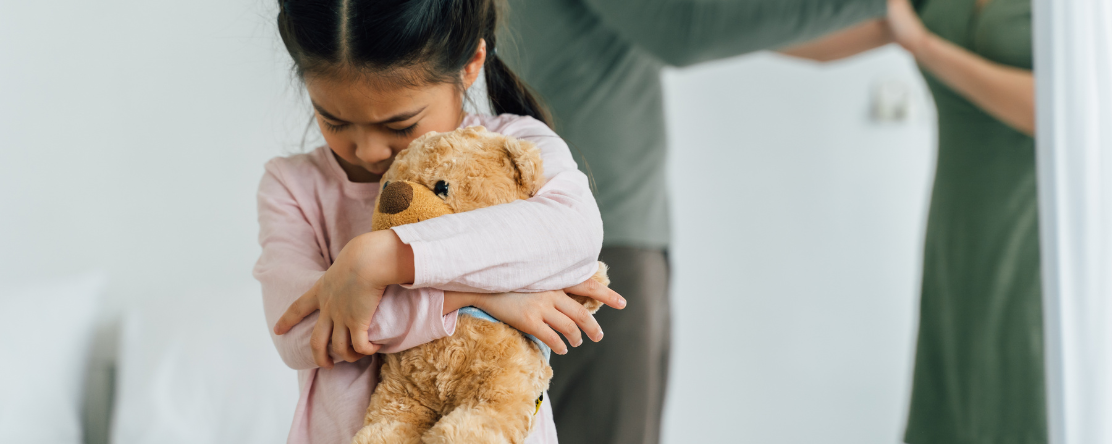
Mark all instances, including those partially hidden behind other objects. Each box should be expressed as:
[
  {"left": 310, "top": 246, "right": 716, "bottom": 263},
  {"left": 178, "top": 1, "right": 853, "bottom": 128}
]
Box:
[{"left": 0, "top": 1, "right": 936, "bottom": 443}]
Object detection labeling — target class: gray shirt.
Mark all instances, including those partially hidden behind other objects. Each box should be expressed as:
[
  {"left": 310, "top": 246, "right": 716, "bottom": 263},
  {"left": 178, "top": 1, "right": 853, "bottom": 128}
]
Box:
[{"left": 500, "top": 0, "right": 886, "bottom": 248}]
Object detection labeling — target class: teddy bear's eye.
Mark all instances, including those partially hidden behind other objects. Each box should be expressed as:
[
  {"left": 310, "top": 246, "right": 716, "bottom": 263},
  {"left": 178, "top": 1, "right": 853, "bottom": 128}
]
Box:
[
  {"left": 433, "top": 180, "right": 449, "bottom": 198},
  {"left": 382, "top": 181, "right": 390, "bottom": 189}
]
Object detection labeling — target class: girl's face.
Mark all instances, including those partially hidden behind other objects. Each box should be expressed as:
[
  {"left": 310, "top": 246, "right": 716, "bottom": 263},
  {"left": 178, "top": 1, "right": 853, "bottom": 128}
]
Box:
[{"left": 305, "top": 42, "right": 487, "bottom": 183}]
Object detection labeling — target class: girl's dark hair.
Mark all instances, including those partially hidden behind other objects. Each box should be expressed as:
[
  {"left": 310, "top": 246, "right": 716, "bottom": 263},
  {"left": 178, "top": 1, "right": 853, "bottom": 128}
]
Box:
[{"left": 277, "top": 0, "right": 549, "bottom": 126}]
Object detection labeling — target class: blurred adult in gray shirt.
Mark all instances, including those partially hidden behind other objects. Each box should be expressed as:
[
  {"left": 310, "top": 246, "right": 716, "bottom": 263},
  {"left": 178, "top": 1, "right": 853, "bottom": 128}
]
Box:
[{"left": 499, "top": 1, "right": 886, "bottom": 443}]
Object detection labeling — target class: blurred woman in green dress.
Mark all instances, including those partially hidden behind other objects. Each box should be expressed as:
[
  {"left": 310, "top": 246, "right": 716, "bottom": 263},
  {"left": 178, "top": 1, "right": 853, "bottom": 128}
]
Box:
[{"left": 783, "top": 0, "right": 1041, "bottom": 442}]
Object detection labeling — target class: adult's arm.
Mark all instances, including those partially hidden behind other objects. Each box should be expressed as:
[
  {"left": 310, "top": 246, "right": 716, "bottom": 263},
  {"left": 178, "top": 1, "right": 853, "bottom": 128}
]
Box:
[
  {"left": 888, "top": 0, "right": 1034, "bottom": 135},
  {"left": 580, "top": 0, "right": 887, "bottom": 67},
  {"left": 779, "top": 19, "right": 893, "bottom": 62},
  {"left": 901, "top": 26, "right": 1034, "bottom": 135},
  {"left": 780, "top": 0, "right": 1033, "bottom": 136}
]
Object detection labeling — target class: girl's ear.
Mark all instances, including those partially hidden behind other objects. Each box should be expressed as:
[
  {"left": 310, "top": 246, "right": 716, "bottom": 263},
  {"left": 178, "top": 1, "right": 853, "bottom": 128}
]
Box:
[
  {"left": 502, "top": 137, "right": 545, "bottom": 196},
  {"left": 462, "top": 39, "right": 487, "bottom": 90}
]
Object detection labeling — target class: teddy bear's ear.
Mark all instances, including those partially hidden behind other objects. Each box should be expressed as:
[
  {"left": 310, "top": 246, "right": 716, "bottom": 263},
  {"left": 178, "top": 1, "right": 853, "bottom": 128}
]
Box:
[{"left": 501, "top": 137, "right": 545, "bottom": 196}]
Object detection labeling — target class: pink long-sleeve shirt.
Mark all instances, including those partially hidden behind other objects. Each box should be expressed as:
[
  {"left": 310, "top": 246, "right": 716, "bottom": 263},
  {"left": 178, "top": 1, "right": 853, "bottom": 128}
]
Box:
[{"left": 253, "top": 114, "right": 603, "bottom": 444}]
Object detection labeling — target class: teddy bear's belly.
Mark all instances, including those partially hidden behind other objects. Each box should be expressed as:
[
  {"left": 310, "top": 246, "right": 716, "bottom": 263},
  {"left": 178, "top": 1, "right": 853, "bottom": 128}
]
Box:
[{"left": 380, "top": 316, "right": 553, "bottom": 414}]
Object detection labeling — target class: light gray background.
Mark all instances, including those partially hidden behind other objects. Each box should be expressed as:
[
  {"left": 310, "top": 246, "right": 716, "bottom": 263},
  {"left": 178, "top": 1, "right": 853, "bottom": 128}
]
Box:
[{"left": 0, "top": 1, "right": 934, "bottom": 442}]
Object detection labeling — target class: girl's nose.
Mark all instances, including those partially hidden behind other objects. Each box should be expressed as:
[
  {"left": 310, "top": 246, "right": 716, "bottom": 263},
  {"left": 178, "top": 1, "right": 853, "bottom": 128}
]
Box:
[{"left": 354, "top": 133, "right": 394, "bottom": 164}]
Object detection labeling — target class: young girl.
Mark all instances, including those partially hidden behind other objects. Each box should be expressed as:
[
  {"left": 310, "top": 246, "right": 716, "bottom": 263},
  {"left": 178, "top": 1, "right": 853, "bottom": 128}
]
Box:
[{"left": 253, "top": 1, "right": 626, "bottom": 443}]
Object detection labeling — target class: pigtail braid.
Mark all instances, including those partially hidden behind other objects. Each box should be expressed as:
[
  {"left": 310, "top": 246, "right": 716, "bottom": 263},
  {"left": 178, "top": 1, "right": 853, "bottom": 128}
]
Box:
[{"left": 483, "top": 54, "right": 551, "bottom": 127}]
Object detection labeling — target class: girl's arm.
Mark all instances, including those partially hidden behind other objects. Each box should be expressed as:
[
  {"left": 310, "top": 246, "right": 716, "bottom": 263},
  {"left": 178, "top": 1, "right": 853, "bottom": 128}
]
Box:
[
  {"left": 389, "top": 116, "right": 607, "bottom": 293},
  {"left": 261, "top": 158, "right": 624, "bottom": 368},
  {"left": 779, "top": 19, "right": 893, "bottom": 62},
  {"left": 885, "top": 0, "right": 1034, "bottom": 135},
  {"left": 255, "top": 163, "right": 454, "bottom": 370},
  {"left": 274, "top": 117, "right": 627, "bottom": 365},
  {"left": 441, "top": 279, "right": 622, "bottom": 355}
]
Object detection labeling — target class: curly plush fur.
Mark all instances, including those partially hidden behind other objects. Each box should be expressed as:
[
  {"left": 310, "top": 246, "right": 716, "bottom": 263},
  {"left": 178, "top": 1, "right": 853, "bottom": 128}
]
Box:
[{"left": 353, "top": 126, "right": 609, "bottom": 444}]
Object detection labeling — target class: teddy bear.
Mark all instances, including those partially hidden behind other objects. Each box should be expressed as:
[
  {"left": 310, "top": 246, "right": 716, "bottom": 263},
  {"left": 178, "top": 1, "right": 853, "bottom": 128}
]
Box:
[{"left": 352, "top": 126, "right": 610, "bottom": 444}]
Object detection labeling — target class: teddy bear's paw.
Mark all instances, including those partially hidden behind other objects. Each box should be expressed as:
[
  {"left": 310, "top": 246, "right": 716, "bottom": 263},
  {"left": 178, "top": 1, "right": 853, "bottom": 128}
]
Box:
[
  {"left": 571, "top": 261, "right": 611, "bottom": 314},
  {"left": 592, "top": 261, "right": 611, "bottom": 288}
]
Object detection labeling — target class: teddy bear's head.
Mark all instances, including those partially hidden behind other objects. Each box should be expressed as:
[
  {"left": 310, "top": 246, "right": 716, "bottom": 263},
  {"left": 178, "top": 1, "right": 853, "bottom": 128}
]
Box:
[{"left": 371, "top": 126, "right": 545, "bottom": 231}]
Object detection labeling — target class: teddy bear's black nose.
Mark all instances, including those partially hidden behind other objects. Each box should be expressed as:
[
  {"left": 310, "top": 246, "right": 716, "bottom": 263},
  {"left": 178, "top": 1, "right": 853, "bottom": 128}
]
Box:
[{"left": 378, "top": 181, "right": 413, "bottom": 214}]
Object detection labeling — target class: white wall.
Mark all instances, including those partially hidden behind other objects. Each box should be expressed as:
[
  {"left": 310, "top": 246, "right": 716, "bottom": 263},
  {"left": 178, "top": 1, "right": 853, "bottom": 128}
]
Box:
[
  {"left": 0, "top": 0, "right": 302, "bottom": 310},
  {"left": 0, "top": 3, "right": 306, "bottom": 441},
  {"left": 661, "top": 49, "right": 935, "bottom": 443},
  {"left": 0, "top": 1, "right": 935, "bottom": 443}
]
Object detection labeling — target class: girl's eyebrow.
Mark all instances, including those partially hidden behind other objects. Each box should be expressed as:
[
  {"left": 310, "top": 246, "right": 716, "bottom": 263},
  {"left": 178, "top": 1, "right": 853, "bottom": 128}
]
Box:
[{"left": 311, "top": 101, "right": 427, "bottom": 125}]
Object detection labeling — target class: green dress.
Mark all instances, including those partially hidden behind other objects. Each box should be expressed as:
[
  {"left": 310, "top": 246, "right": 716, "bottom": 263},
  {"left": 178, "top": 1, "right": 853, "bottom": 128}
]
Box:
[{"left": 905, "top": 0, "right": 1045, "bottom": 443}]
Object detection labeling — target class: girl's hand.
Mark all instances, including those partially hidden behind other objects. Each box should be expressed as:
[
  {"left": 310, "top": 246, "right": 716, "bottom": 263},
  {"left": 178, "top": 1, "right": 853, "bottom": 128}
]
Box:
[
  {"left": 886, "top": 0, "right": 930, "bottom": 56},
  {"left": 449, "top": 279, "right": 627, "bottom": 355},
  {"left": 273, "top": 231, "right": 414, "bottom": 369}
]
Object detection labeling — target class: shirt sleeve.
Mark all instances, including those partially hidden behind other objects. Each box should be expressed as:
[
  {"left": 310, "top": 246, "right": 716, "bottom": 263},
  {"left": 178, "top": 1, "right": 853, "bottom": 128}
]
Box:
[
  {"left": 253, "top": 161, "right": 456, "bottom": 370},
  {"left": 579, "top": 0, "right": 887, "bottom": 67},
  {"left": 391, "top": 117, "right": 604, "bottom": 293}
]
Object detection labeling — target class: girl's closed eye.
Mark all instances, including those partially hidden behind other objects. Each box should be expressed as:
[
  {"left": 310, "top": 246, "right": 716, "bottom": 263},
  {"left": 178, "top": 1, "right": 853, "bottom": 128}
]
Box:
[
  {"left": 322, "top": 117, "right": 416, "bottom": 137},
  {"left": 390, "top": 122, "right": 419, "bottom": 137},
  {"left": 323, "top": 120, "right": 349, "bottom": 133}
]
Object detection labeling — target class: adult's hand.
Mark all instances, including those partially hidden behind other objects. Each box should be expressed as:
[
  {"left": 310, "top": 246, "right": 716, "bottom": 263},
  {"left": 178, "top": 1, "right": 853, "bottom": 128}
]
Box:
[{"left": 886, "top": 0, "right": 930, "bottom": 56}]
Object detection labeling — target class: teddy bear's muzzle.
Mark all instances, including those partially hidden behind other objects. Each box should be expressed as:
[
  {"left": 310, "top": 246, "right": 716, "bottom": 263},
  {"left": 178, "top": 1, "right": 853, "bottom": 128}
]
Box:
[
  {"left": 371, "top": 180, "right": 454, "bottom": 231},
  {"left": 378, "top": 181, "right": 414, "bottom": 214}
]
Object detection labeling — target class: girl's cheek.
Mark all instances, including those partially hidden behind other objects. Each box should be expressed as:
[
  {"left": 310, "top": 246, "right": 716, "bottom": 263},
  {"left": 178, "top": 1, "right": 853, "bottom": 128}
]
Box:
[{"left": 322, "top": 133, "right": 354, "bottom": 158}]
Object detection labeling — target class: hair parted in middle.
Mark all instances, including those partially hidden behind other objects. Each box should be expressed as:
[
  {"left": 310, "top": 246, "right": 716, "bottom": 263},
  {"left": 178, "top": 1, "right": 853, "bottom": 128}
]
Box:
[{"left": 277, "top": 0, "right": 550, "bottom": 125}]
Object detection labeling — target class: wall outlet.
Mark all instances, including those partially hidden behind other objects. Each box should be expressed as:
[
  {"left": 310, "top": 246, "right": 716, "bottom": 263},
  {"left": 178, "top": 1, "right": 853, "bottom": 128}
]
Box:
[{"left": 870, "top": 78, "right": 913, "bottom": 123}]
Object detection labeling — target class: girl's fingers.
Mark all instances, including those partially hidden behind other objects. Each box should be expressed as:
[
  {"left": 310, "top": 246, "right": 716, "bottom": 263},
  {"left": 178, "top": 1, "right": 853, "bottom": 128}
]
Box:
[
  {"left": 331, "top": 324, "right": 361, "bottom": 363},
  {"left": 564, "top": 279, "right": 626, "bottom": 310},
  {"left": 310, "top": 316, "right": 334, "bottom": 369},
  {"left": 518, "top": 318, "right": 567, "bottom": 355},
  {"left": 556, "top": 295, "right": 603, "bottom": 342},
  {"left": 544, "top": 310, "right": 584, "bottom": 349},
  {"left": 275, "top": 289, "right": 321, "bottom": 335},
  {"left": 350, "top": 323, "right": 378, "bottom": 356}
]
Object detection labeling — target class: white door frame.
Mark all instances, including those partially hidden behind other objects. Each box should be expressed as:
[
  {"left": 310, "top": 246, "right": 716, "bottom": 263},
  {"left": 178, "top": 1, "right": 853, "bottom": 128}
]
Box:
[{"left": 1034, "top": 0, "right": 1112, "bottom": 443}]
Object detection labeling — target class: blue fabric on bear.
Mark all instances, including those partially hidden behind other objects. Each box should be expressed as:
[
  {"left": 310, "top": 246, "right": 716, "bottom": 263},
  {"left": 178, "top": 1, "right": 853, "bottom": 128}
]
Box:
[{"left": 457, "top": 306, "right": 551, "bottom": 361}]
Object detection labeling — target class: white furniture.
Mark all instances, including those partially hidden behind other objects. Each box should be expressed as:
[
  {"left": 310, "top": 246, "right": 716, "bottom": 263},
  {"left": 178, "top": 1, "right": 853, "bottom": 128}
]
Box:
[
  {"left": 0, "top": 274, "right": 106, "bottom": 444},
  {"left": 1, "top": 277, "right": 298, "bottom": 444},
  {"left": 109, "top": 282, "right": 298, "bottom": 444}
]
